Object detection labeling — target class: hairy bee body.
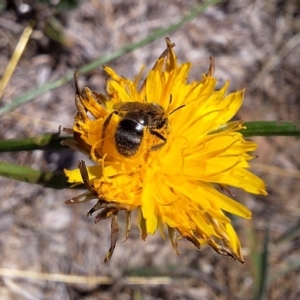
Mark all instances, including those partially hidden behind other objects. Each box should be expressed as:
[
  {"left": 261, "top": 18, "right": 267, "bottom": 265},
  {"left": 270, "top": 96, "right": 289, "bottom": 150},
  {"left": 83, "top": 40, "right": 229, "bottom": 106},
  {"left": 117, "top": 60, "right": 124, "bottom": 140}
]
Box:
[{"left": 102, "top": 102, "right": 168, "bottom": 157}]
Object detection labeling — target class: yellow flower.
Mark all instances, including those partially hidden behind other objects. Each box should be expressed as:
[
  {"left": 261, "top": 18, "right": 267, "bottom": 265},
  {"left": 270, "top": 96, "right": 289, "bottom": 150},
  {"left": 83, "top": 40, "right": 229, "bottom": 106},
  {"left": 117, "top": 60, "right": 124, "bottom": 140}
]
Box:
[{"left": 63, "top": 38, "right": 267, "bottom": 263}]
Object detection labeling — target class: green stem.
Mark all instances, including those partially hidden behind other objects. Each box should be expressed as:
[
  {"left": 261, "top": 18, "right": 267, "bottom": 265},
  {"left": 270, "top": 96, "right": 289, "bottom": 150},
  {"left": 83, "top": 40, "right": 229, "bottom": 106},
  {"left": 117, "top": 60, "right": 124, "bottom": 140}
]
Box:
[
  {"left": 0, "top": 121, "right": 299, "bottom": 154},
  {"left": 0, "top": 119, "right": 299, "bottom": 188},
  {"left": 0, "top": 0, "right": 220, "bottom": 117},
  {"left": 241, "top": 121, "right": 300, "bottom": 137},
  {"left": 0, "top": 161, "right": 74, "bottom": 189},
  {"left": 0, "top": 132, "right": 73, "bottom": 152}
]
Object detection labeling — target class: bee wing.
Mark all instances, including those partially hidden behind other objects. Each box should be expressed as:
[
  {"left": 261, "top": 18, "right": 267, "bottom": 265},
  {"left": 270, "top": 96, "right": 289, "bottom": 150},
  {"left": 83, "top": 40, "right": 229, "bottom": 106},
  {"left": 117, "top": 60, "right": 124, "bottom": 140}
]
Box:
[
  {"left": 112, "top": 102, "right": 164, "bottom": 114},
  {"left": 112, "top": 101, "right": 140, "bottom": 111}
]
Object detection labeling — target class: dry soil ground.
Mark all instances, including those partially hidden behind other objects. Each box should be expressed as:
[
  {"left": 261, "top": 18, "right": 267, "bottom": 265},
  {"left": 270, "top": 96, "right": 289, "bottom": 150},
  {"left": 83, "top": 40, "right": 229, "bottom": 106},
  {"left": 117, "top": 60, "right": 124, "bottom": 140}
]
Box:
[{"left": 1, "top": 0, "right": 300, "bottom": 299}]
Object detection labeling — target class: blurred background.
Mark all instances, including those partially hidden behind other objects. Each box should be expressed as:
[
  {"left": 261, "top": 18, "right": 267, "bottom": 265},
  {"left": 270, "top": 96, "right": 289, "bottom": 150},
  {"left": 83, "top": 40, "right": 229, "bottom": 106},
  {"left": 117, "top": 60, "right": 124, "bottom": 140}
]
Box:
[{"left": 1, "top": 0, "right": 300, "bottom": 299}]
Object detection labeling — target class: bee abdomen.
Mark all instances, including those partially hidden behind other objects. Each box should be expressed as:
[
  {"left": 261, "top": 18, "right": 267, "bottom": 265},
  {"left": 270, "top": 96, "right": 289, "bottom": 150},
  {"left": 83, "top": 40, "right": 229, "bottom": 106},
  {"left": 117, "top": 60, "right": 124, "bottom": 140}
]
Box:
[{"left": 115, "top": 119, "right": 144, "bottom": 157}]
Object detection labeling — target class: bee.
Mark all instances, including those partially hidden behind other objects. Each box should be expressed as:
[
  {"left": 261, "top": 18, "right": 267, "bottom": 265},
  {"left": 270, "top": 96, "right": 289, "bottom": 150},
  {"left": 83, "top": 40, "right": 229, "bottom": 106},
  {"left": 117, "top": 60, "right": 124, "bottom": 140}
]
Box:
[{"left": 102, "top": 102, "right": 169, "bottom": 157}]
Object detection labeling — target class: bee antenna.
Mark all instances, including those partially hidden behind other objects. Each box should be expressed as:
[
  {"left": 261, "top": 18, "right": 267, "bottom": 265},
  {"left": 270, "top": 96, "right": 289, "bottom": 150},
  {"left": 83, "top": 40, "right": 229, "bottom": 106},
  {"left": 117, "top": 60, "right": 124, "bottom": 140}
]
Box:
[
  {"left": 170, "top": 104, "right": 185, "bottom": 115},
  {"left": 169, "top": 94, "right": 173, "bottom": 105}
]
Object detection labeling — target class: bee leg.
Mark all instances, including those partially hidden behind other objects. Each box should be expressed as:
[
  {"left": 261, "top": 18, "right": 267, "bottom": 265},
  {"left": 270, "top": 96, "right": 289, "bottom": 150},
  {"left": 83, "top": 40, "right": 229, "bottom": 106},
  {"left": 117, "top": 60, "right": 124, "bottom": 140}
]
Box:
[
  {"left": 149, "top": 130, "right": 167, "bottom": 151},
  {"left": 100, "top": 111, "right": 116, "bottom": 147}
]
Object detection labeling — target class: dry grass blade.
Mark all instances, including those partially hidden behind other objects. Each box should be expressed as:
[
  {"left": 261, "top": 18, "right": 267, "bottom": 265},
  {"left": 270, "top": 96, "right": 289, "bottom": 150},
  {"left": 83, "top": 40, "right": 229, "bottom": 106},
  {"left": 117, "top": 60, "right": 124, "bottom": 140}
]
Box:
[
  {"left": 0, "top": 268, "right": 172, "bottom": 286},
  {"left": 0, "top": 0, "right": 220, "bottom": 117},
  {"left": 0, "top": 20, "right": 34, "bottom": 99},
  {"left": 250, "top": 31, "right": 300, "bottom": 89},
  {"left": 251, "top": 162, "right": 300, "bottom": 179},
  {"left": 1, "top": 1, "right": 300, "bottom": 299}
]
